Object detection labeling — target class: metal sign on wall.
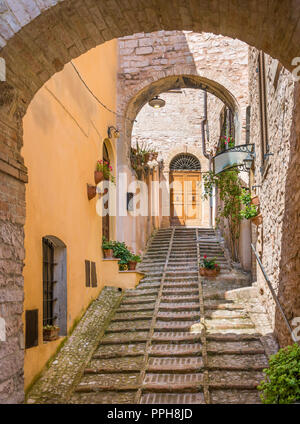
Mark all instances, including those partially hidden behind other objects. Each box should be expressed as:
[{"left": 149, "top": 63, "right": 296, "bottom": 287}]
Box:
[{"left": 213, "top": 144, "right": 255, "bottom": 174}]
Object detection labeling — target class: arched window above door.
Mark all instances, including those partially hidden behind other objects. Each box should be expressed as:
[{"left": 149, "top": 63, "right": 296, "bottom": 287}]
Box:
[{"left": 170, "top": 154, "right": 201, "bottom": 171}]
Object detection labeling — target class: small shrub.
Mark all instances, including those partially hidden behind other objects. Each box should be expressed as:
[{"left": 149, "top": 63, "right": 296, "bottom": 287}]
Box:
[{"left": 258, "top": 344, "right": 300, "bottom": 404}]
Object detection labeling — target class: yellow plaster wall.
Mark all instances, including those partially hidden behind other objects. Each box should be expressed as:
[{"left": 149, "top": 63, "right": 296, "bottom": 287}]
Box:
[{"left": 22, "top": 40, "right": 118, "bottom": 390}]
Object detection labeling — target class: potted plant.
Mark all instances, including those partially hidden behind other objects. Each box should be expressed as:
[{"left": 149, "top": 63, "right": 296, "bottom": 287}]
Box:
[
  {"left": 111, "top": 241, "right": 132, "bottom": 270},
  {"left": 239, "top": 189, "right": 262, "bottom": 226},
  {"left": 102, "top": 236, "right": 114, "bottom": 259},
  {"left": 258, "top": 344, "right": 300, "bottom": 404},
  {"left": 95, "top": 160, "right": 115, "bottom": 184},
  {"left": 43, "top": 325, "right": 60, "bottom": 341},
  {"left": 128, "top": 253, "right": 142, "bottom": 270},
  {"left": 199, "top": 256, "right": 220, "bottom": 277}
]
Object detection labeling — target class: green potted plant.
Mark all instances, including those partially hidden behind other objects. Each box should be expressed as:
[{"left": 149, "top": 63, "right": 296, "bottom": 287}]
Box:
[
  {"left": 199, "top": 256, "right": 220, "bottom": 277},
  {"left": 111, "top": 241, "right": 132, "bottom": 270},
  {"left": 239, "top": 189, "right": 262, "bottom": 226},
  {"left": 43, "top": 325, "right": 60, "bottom": 341},
  {"left": 128, "top": 253, "right": 142, "bottom": 271},
  {"left": 95, "top": 160, "right": 115, "bottom": 184},
  {"left": 102, "top": 236, "right": 114, "bottom": 259},
  {"left": 258, "top": 344, "right": 300, "bottom": 404}
]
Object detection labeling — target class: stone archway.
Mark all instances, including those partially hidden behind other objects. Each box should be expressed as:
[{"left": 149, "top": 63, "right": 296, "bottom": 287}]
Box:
[{"left": 0, "top": 0, "right": 300, "bottom": 402}]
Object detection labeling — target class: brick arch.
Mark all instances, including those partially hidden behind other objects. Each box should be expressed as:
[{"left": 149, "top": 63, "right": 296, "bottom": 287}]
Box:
[
  {"left": 118, "top": 72, "right": 239, "bottom": 168},
  {"left": 1, "top": 0, "right": 300, "bottom": 402}
]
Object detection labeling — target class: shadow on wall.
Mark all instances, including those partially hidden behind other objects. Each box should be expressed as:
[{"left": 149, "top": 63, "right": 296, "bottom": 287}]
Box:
[{"left": 276, "top": 82, "right": 300, "bottom": 347}]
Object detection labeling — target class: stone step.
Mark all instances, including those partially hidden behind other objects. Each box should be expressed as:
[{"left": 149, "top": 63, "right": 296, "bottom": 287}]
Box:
[
  {"left": 147, "top": 357, "right": 204, "bottom": 372},
  {"left": 160, "top": 295, "right": 199, "bottom": 303},
  {"left": 85, "top": 356, "right": 144, "bottom": 373},
  {"left": 75, "top": 373, "right": 140, "bottom": 392},
  {"left": 100, "top": 331, "right": 149, "bottom": 345},
  {"left": 155, "top": 321, "right": 198, "bottom": 332},
  {"left": 159, "top": 302, "right": 200, "bottom": 312},
  {"left": 124, "top": 289, "right": 158, "bottom": 298},
  {"left": 157, "top": 311, "right": 200, "bottom": 321},
  {"left": 208, "top": 370, "right": 265, "bottom": 389},
  {"left": 121, "top": 296, "right": 157, "bottom": 305},
  {"left": 207, "top": 340, "right": 265, "bottom": 355},
  {"left": 118, "top": 303, "right": 156, "bottom": 313},
  {"left": 137, "top": 283, "right": 160, "bottom": 290},
  {"left": 93, "top": 343, "right": 146, "bottom": 358},
  {"left": 106, "top": 320, "right": 152, "bottom": 333},
  {"left": 207, "top": 354, "right": 268, "bottom": 370},
  {"left": 162, "top": 288, "right": 199, "bottom": 296},
  {"left": 69, "top": 391, "right": 136, "bottom": 404},
  {"left": 112, "top": 311, "right": 154, "bottom": 321},
  {"left": 210, "top": 389, "right": 261, "bottom": 404},
  {"left": 204, "top": 310, "right": 249, "bottom": 319},
  {"left": 150, "top": 343, "right": 202, "bottom": 357},
  {"left": 140, "top": 392, "right": 205, "bottom": 404},
  {"left": 152, "top": 332, "right": 202, "bottom": 344},
  {"left": 142, "top": 373, "right": 204, "bottom": 392},
  {"left": 163, "top": 282, "right": 198, "bottom": 289},
  {"left": 205, "top": 318, "right": 255, "bottom": 330}
]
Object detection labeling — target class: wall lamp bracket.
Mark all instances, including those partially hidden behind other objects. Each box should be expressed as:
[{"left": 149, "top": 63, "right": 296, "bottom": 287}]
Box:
[{"left": 108, "top": 126, "right": 120, "bottom": 139}]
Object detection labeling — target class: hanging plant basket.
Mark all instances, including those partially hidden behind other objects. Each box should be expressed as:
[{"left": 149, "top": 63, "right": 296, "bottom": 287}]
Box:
[
  {"left": 200, "top": 266, "right": 220, "bottom": 277},
  {"left": 251, "top": 213, "right": 263, "bottom": 226},
  {"left": 251, "top": 195, "right": 260, "bottom": 207},
  {"left": 94, "top": 171, "right": 104, "bottom": 184},
  {"left": 87, "top": 184, "right": 97, "bottom": 200}
]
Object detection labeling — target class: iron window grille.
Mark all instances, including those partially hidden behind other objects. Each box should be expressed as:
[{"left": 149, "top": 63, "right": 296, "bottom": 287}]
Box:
[
  {"left": 42, "top": 238, "right": 57, "bottom": 326},
  {"left": 170, "top": 154, "right": 201, "bottom": 171}
]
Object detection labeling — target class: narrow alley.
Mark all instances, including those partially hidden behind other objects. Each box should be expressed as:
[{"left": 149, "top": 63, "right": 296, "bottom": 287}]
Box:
[{"left": 27, "top": 228, "right": 277, "bottom": 404}]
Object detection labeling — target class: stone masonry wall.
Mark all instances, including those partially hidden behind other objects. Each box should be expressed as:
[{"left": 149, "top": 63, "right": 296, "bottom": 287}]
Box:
[
  {"left": 131, "top": 88, "right": 224, "bottom": 164},
  {"left": 248, "top": 48, "right": 298, "bottom": 346},
  {"left": 118, "top": 30, "right": 249, "bottom": 155}
]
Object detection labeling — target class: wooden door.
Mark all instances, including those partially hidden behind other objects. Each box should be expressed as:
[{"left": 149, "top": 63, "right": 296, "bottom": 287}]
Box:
[{"left": 170, "top": 172, "right": 202, "bottom": 226}]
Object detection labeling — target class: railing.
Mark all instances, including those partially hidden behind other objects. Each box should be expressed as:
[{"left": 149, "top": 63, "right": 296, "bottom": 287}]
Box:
[{"left": 251, "top": 244, "right": 298, "bottom": 344}]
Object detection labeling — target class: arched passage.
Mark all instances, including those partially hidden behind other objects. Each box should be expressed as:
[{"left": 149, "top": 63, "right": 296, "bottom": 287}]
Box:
[
  {"left": 0, "top": 0, "right": 300, "bottom": 402},
  {"left": 119, "top": 73, "right": 240, "bottom": 168}
]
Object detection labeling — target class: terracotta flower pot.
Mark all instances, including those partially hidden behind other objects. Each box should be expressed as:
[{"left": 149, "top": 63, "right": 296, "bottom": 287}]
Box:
[
  {"left": 143, "top": 153, "right": 150, "bottom": 163},
  {"left": 128, "top": 261, "right": 137, "bottom": 271},
  {"left": 200, "top": 267, "right": 220, "bottom": 277},
  {"left": 43, "top": 327, "right": 60, "bottom": 342},
  {"left": 87, "top": 184, "right": 96, "bottom": 200},
  {"left": 103, "top": 248, "right": 113, "bottom": 259},
  {"left": 251, "top": 195, "right": 260, "bottom": 206},
  {"left": 251, "top": 213, "right": 263, "bottom": 226},
  {"left": 94, "top": 170, "right": 104, "bottom": 184}
]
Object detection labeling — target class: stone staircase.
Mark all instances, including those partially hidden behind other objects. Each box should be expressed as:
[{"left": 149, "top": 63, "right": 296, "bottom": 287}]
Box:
[{"left": 68, "top": 227, "right": 271, "bottom": 404}]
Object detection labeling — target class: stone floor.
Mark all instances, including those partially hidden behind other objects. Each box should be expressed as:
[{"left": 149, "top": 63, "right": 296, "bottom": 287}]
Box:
[{"left": 27, "top": 227, "right": 278, "bottom": 404}]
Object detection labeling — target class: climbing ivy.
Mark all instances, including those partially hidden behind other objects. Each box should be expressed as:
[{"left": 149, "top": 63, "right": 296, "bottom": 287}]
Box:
[{"left": 202, "top": 169, "right": 242, "bottom": 261}]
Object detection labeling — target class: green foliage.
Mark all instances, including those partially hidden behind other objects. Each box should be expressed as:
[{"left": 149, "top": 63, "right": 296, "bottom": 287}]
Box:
[
  {"left": 200, "top": 256, "right": 219, "bottom": 270},
  {"left": 258, "top": 344, "right": 300, "bottom": 404},
  {"left": 130, "top": 254, "right": 142, "bottom": 263},
  {"left": 238, "top": 188, "right": 258, "bottom": 219},
  {"left": 111, "top": 241, "right": 132, "bottom": 265},
  {"left": 102, "top": 236, "right": 114, "bottom": 250},
  {"left": 43, "top": 325, "right": 59, "bottom": 330},
  {"left": 203, "top": 169, "right": 242, "bottom": 261},
  {"left": 239, "top": 204, "right": 258, "bottom": 220}
]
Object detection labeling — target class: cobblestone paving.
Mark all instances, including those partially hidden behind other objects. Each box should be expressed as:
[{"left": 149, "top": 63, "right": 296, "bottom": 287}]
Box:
[{"left": 28, "top": 228, "right": 278, "bottom": 404}]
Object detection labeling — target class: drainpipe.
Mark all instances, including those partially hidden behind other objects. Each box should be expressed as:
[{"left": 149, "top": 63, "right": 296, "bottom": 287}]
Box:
[{"left": 201, "top": 90, "right": 213, "bottom": 227}]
